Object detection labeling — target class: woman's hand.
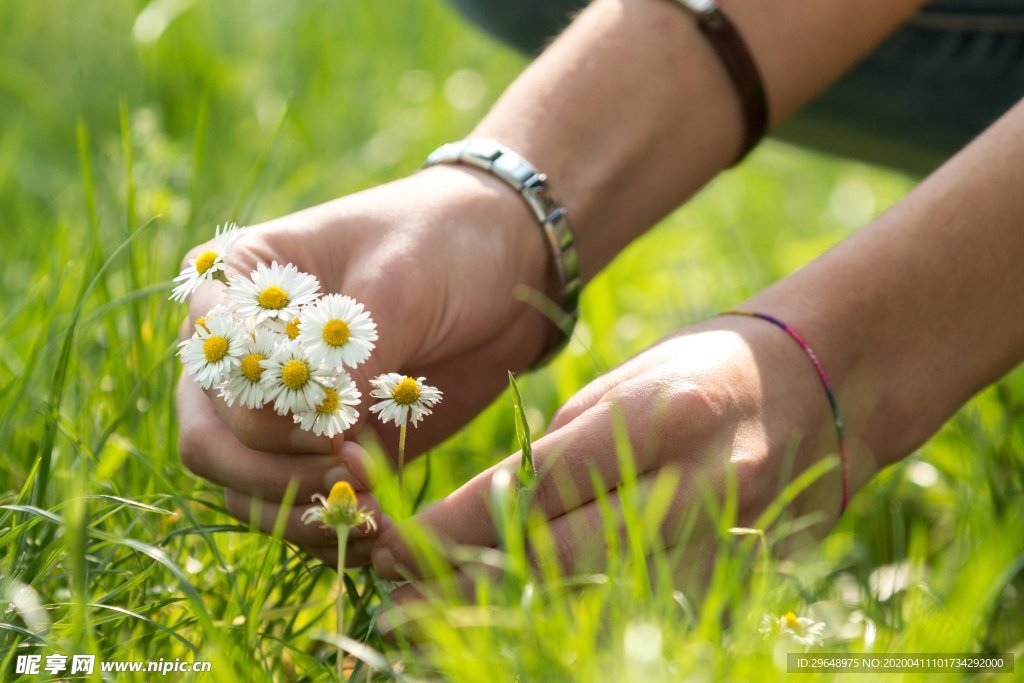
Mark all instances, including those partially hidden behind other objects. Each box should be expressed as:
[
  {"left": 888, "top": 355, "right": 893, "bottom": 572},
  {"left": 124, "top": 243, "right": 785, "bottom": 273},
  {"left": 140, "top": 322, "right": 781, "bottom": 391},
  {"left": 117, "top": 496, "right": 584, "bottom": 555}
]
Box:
[
  {"left": 175, "top": 165, "right": 556, "bottom": 563},
  {"left": 369, "top": 314, "right": 865, "bottom": 587}
]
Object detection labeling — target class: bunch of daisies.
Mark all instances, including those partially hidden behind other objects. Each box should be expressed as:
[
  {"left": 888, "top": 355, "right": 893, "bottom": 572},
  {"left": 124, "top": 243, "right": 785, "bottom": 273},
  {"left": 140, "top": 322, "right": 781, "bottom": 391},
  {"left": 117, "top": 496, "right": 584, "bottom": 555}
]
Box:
[{"left": 172, "top": 224, "right": 442, "bottom": 440}]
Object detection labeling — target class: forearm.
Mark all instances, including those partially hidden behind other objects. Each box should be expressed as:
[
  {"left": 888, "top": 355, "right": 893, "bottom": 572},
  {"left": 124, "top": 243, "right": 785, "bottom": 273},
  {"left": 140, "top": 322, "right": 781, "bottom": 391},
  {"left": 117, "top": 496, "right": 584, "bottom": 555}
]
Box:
[
  {"left": 472, "top": 0, "right": 925, "bottom": 280},
  {"left": 747, "top": 98, "right": 1024, "bottom": 473}
]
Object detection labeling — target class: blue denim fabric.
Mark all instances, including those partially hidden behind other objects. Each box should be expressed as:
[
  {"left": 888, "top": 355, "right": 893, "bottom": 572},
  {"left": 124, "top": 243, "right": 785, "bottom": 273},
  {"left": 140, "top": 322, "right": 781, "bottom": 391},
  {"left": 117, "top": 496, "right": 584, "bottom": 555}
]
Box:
[{"left": 448, "top": 0, "right": 1024, "bottom": 174}]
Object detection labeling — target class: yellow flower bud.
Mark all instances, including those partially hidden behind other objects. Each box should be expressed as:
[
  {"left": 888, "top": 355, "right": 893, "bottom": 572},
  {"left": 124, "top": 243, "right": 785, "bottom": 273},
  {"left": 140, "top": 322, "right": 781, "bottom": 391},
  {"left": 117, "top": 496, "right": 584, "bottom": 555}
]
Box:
[{"left": 303, "top": 481, "right": 375, "bottom": 532}]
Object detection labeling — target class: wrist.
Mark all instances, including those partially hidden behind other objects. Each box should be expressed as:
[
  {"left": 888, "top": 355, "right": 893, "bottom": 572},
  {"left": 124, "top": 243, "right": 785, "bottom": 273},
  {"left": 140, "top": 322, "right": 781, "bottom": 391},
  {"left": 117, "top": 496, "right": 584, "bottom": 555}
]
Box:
[
  {"left": 403, "top": 164, "right": 562, "bottom": 367},
  {"left": 738, "top": 275, "right": 927, "bottom": 480},
  {"left": 412, "top": 164, "right": 559, "bottom": 311},
  {"left": 726, "top": 291, "right": 882, "bottom": 498}
]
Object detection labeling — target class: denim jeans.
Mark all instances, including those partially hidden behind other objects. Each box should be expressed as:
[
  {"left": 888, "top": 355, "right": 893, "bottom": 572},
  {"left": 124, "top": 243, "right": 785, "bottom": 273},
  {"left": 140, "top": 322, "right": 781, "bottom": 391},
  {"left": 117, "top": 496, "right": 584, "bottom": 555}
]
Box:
[{"left": 448, "top": 0, "right": 1024, "bottom": 174}]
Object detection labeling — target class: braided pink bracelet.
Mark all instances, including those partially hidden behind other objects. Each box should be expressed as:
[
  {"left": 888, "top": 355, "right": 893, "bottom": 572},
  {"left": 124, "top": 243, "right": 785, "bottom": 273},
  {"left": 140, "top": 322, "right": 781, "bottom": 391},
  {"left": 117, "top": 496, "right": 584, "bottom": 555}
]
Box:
[{"left": 721, "top": 310, "right": 850, "bottom": 513}]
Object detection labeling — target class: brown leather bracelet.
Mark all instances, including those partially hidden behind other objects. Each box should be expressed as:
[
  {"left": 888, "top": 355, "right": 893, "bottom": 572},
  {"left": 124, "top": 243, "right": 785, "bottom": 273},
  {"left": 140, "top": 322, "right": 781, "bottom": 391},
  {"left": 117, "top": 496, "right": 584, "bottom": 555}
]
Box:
[{"left": 669, "top": 0, "right": 769, "bottom": 165}]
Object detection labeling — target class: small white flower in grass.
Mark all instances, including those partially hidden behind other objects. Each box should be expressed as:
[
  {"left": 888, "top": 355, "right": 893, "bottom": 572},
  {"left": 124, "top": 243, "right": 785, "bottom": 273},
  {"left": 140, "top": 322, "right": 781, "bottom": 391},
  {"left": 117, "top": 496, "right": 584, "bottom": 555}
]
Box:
[
  {"left": 369, "top": 373, "right": 443, "bottom": 428},
  {"left": 298, "top": 294, "right": 378, "bottom": 369},
  {"left": 302, "top": 481, "right": 376, "bottom": 531},
  {"left": 219, "top": 328, "right": 278, "bottom": 409},
  {"left": 760, "top": 611, "right": 826, "bottom": 647},
  {"left": 293, "top": 371, "right": 361, "bottom": 438},
  {"left": 259, "top": 341, "right": 332, "bottom": 416},
  {"left": 178, "top": 314, "right": 247, "bottom": 389},
  {"left": 171, "top": 223, "right": 241, "bottom": 303},
  {"left": 227, "top": 261, "right": 320, "bottom": 325}
]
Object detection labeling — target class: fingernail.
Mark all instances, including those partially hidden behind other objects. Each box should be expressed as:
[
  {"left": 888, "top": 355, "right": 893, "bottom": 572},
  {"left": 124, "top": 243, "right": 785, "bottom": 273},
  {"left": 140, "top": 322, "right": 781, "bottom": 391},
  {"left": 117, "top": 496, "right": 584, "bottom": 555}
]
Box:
[
  {"left": 290, "top": 427, "right": 330, "bottom": 454},
  {"left": 339, "top": 441, "right": 374, "bottom": 486},
  {"left": 322, "top": 464, "right": 356, "bottom": 492},
  {"left": 376, "top": 607, "right": 399, "bottom": 635},
  {"left": 372, "top": 546, "right": 396, "bottom": 578}
]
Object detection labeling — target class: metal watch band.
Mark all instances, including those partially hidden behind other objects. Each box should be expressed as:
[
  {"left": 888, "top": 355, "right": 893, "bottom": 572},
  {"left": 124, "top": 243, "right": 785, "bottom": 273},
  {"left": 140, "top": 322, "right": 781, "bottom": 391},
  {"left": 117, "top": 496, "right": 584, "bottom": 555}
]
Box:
[
  {"left": 669, "top": 0, "right": 768, "bottom": 165},
  {"left": 424, "top": 138, "right": 581, "bottom": 367}
]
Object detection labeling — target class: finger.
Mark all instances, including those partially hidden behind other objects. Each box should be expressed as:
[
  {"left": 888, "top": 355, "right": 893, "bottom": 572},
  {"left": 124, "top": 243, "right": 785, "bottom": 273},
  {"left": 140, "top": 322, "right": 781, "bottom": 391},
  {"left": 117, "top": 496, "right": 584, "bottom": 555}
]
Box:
[
  {"left": 545, "top": 334, "right": 695, "bottom": 434},
  {"left": 224, "top": 488, "right": 383, "bottom": 546},
  {"left": 377, "top": 565, "right": 498, "bottom": 637},
  {"left": 178, "top": 317, "right": 194, "bottom": 344},
  {"left": 384, "top": 470, "right": 733, "bottom": 621},
  {"left": 534, "top": 471, "right": 694, "bottom": 577},
  {"left": 211, "top": 394, "right": 341, "bottom": 455},
  {"left": 177, "top": 375, "right": 372, "bottom": 500},
  {"left": 185, "top": 274, "right": 231, "bottom": 328},
  {"left": 537, "top": 463, "right": 774, "bottom": 591},
  {"left": 302, "top": 538, "right": 377, "bottom": 568},
  {"left": 545, "top": 365, "right": 634, "bottom": 434},
  {"left": 372, "top": 382, "right": 718, "bottom": 580}
]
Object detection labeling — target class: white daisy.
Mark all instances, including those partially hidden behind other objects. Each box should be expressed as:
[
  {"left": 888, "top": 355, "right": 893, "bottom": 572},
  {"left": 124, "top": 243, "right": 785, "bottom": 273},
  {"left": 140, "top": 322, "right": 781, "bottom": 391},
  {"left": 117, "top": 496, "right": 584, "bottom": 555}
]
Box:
[
  {"left": 292, "top": 371, "right": 361, "bottom": 438},
  {"left": 177, "top": 313, "right": 247, "bottom": 390},
  {"left": 170, "top": 223, "right": 242, "bottom": 303},
  {"left": 259, "top": 341, "right": 333, "bottom": 416},
  {"left": 218, "top": 328, "right": 279, "bottom": 409},
  {"left": 227, "top": 261, "right": 320, "bottom": 325},
  {"left": 297, "top": 294, "right": 378, "bottom": 369},
  {"left": 759, "top": 611, "right": 826, "bottom": 647},
  {"left": 369, "top": 373, "right": 443, "bottom": 428}
]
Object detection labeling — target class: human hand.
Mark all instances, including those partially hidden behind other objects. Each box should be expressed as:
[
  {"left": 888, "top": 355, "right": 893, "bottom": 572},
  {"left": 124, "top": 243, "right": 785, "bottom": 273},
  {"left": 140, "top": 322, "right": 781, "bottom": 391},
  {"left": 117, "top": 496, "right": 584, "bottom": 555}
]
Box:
[
  {"left": 370, "top": 314, "right": 870, "bottom": 589},
  {"left": 175, "top": 165, "right": 558, "bottom": 563}
]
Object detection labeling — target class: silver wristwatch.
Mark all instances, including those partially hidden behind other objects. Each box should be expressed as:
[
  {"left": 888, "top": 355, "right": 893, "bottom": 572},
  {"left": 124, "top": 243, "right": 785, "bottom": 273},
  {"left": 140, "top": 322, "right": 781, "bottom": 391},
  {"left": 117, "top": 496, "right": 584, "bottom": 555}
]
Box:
[{"left": 424, "top": 138, "right": 581, "bottom": 367}]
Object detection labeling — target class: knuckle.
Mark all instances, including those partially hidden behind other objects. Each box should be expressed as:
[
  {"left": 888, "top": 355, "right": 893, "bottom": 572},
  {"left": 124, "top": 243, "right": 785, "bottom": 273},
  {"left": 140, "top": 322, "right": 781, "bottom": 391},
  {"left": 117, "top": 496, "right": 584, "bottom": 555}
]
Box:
[
  {"left": 553, "top": 534, "right": 579, "bottom": 575},
  {"left": 223, "top": 490, "right": 246, "bottom": 520},
  {"left": 227, "top": 238, "right": 268, "bottom": 274},
  {"left": 599, "top": 378, "right": 646, "bottom": 409},
  {"left": 231, "top": 410, "right": 277, "bottom": 452},
  {"left": 177, "top": 427, "right": 204, "bottom": 476},
  {"left": 547, "top": 402, "right": 579, "bottom": 433},
  {"left": 609, "top": 374, "right": 720, "bottom": 421},
  {"left": 664, "top": 379, "right": 723, "bottom": 424},
  {"left": 234, "top": 426, "right": 264, "bottom": 452}
]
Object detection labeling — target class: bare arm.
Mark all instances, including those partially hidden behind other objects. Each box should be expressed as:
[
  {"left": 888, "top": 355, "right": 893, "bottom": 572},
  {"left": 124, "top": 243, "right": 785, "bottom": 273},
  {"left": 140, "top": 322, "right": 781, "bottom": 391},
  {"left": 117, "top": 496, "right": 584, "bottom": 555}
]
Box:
[
  {"left": 472, "top": 0, "right": 927, "bottom": 279},
  {"left": 748, "top": 96, "right": 1024, "bottom": 476}
]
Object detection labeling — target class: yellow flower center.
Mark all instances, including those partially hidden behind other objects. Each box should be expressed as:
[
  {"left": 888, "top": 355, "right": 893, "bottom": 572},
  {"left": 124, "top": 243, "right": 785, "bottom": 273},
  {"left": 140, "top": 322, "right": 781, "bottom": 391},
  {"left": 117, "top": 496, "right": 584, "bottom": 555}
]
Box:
[
  {"left": 202, "top": 335, "right": 229, "bottom": 363},
  {"left": 257, "top": 285, "right": 290, "bottom": 310},
  {"left": 285, "top": 318, "right": 301, "bottom": 340},
  {"left": 328, "top": 481, "right": 357, "bottom": 509},
  {"left": 194, "top": 250, "right": 218, "bottom": 275},
  {"left": 391, "top": 377, "right": 421, "bottom": 405},
  {"left": 784, "top": 612, "right": 800, "bottom": 628},
  {"left": 280, "top": 359, "right": 310, "bottom": 390},
  {"left": 194, "top": 316, "right": 209, "bottom": 333},
  {"left": 322, "top": 319, "right": 350, "bottom": 347},
  {"left": 240, "top": 353, "right": 265, "bottom": 383},
  {"left": 317, "top": 387, "right": 340, "bottom": 414},
  {"left": 322, "top": 480, "right": 360, "bottom": 527}
]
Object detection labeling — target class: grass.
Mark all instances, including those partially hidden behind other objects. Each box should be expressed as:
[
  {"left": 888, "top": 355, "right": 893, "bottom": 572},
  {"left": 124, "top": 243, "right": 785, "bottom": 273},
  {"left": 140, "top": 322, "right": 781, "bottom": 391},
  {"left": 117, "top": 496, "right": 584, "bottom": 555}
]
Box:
[{"left": 1, "top": 0, "right": 1022, "bottom": 680}]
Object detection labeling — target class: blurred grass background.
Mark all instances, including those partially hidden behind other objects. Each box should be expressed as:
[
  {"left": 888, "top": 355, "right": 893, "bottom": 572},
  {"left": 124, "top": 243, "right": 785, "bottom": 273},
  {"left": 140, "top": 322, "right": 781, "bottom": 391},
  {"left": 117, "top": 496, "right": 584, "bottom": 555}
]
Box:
[{"left": 1, "top": 0, "right": 1021, "bottom": 680}]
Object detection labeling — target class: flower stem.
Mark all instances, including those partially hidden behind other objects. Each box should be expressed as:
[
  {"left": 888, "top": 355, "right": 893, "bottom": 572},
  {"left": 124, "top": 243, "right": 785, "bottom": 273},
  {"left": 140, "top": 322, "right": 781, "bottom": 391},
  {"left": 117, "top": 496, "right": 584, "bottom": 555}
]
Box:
[
  {"left": 397, "top": 423, "right": 407, "bottom": 507},
  {"left": 335, "top": 524, "right": 350, "bottom": 680}
]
